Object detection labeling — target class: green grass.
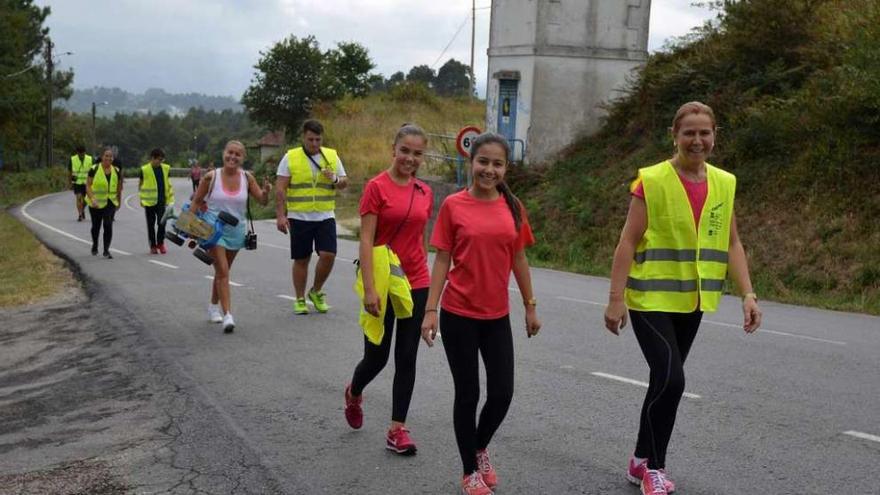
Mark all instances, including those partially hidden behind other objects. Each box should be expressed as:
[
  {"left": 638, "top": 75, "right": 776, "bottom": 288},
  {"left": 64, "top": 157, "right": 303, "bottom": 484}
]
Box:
[{"left": 0, "top": 210, "right": 73, "bottom": 307}]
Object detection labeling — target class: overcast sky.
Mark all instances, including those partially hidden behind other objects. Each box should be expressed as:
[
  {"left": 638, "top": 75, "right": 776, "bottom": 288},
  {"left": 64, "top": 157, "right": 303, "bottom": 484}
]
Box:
[{"left": 37, "top": 0, "right": 716, "bottom": 98}]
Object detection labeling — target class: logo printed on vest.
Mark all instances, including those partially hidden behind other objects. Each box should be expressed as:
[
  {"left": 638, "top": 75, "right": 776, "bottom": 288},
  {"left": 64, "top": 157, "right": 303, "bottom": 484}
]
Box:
[{"left": 708, "top": 202, "right": 725, "bottom": 236}]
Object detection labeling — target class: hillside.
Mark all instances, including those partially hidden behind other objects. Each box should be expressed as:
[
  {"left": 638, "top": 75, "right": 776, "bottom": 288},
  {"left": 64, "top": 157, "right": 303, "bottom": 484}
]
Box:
[
  {"left": 60, "top": 87, "right": 243, "bottom": 116},
  {"left": 515, "top": 0, "right": 880, "bottom": 314}
]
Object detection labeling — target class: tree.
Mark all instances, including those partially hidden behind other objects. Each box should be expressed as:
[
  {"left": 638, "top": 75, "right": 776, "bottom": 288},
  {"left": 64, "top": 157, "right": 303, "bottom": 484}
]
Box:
[
  {"left": 387, "top": 71, "right": 405, "bottom": 87},
  {"left": 407, "top": 65, "right": 435, "bottom": 86},
  {"left": 0, "top": 0, "right": 73, "bottom": 169},
  {"left": 434, "top": 59, "right": 471, "bottom": 97},
  {"left": 242, "top": 35, "right": 325, "bottom": 136},
  {"left": 242, "top": 36, "right": 375, "bottom": 135},
  {"left": 324, "top": 41, "right": 375, "bottom": 98}
]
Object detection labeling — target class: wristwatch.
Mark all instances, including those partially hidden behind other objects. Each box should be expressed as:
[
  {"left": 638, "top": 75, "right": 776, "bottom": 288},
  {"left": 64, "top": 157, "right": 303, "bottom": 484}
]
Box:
[
  {"left": 743, "top": 292, "right": 758, "bottom": 302},
  {"left": 524, "top": 298, "right": 537, "bottom": 307}
]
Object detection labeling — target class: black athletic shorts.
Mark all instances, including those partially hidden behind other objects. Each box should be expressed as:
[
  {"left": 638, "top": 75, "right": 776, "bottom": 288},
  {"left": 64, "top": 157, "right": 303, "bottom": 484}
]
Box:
[
  {"left": 289, "top": 218, "right": 337, "bottom": 260},
  {"left": 73, "top": 184, "right": 86, "bottom": 195}
]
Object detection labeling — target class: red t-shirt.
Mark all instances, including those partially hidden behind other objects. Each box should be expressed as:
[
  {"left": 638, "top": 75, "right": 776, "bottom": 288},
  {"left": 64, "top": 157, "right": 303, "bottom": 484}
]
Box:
[
  {"left": 359, "top": 171, "right": 433, "bottom": 289},
  {"left": 632, "top": 174, "right": 708, "bottom": 227},
  {"left": 430, "top": 190, "right": 535, "bottom": 319}
]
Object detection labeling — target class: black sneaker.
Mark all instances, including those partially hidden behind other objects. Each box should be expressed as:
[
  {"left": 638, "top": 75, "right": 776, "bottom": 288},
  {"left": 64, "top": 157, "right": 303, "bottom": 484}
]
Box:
[
  {"left": 103, "top": 251, "right": 113, "bottom": 259},
  {"left": 91, "top": 246, "right": 98, "bottom": 256}
]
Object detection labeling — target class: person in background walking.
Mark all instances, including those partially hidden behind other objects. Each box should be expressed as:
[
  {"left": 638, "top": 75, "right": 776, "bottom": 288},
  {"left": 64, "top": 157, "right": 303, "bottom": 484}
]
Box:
[
  {"left": 138, "top": 148, "right": 175, "bottom": 254},
  {"left": 190, "top": 140, "right": 271, "bottom": 333},
  {"left": 421, "top": 133, "right": 541, "bottom": 495},
  {"left": 344, "top": 124, "right": 433, "bottom": 456},
  {"left": 603, "top": 101, "right": 762, "bottom": 495},
  {"left": 86, "top": 148, "right": 122, "bottom": 259},
  {"left": 70, "top": 145, "right": 92, "bottom": 221},
  {"left": 275, "top": 119, "right": 348, "bottom": 315},
  {"left": 190, "top": 160, "right": 202, "bottom": 191}
]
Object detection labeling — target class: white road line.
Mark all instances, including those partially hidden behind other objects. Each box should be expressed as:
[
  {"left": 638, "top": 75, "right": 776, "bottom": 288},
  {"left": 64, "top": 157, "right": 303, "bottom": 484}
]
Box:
[
  {"left": 591, "top": 372, "right": 702, "bottom": 399},
  {"left": 204, "top": 275, "right": 243, "bottom": 287},
  {"left": 557, "top": 295, "right": 605, "bottom": 306},
  {"left": 702, "top": 319, "right": 847, "bottom": 346},
  {"left": 843, "top": 431, "right": 880, "bottom": 443},
  {"left": 148, "top": 260, "right": 178, "bottom": 269},
  {"left": 337, "top": 256, "right": 354, "bottom": 263},
  {"left": 277, "top": 295, "right": 296, "bottom": 301},
  {"left": 124, "top": 193, "right": 138, "bottom": 211},
  {"left": 20, "top": 194, "right": 131, "bottom": 255}
]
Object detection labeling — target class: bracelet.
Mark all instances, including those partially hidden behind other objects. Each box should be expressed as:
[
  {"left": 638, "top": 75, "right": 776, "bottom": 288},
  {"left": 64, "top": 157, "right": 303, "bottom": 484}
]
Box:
[
  {"left": 425, "top": 308, "right": 438, "bottom": 313},
  {"left": 743, "top": 292, "right": 758, "bottom": 302}
]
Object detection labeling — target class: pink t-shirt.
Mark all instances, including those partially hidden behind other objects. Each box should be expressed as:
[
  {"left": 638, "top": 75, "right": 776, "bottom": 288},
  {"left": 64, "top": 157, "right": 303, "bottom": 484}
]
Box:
[
  {"left": 632, "top": 174, "right": 708, "bottom": 227},
  {"left": 430, "top": 190, "right": 535, "bottom": 319},
  {"left": 359, "top": 171, "right": 433, "bottom": 289}
]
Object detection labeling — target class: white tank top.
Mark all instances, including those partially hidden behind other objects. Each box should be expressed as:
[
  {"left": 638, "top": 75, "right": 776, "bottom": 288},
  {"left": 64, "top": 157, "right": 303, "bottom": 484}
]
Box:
[{"left": 208, "top": 169, "right": 247, "bottom": 220}]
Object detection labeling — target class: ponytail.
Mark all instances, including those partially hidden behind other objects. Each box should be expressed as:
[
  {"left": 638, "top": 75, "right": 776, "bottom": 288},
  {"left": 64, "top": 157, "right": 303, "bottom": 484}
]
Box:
[{"left": 496, "top": 181, "right": 522, "bottom": 230}]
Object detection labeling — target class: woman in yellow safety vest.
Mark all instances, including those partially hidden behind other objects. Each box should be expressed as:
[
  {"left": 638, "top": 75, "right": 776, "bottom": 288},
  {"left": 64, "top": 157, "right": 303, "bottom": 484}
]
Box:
[
  {"left": 603, "top": 101, "right": 762, "bottom": 495},
  {"left": 86, "top": 148, "right": 123, "bottom": 259}
]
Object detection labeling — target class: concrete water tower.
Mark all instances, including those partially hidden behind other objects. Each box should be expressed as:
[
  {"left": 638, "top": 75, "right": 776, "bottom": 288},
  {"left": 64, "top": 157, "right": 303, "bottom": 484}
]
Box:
[{"left": 485, "top": 0, "right": 651, "bottom": 163}]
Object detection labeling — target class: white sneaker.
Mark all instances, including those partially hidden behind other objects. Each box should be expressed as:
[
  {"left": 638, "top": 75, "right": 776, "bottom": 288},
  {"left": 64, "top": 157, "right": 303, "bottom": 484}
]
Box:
[
  {"left": 208, "top": 303, "right": 223, "bottom": 323},
  {"left": 222, "top": 313, "right": 235, "bottom": 333}
]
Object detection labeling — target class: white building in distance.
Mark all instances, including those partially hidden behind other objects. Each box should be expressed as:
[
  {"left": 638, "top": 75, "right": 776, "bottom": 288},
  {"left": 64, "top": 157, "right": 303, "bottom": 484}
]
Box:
[{"left": 485, "top": 0, "right": 652, "bottom": 164}]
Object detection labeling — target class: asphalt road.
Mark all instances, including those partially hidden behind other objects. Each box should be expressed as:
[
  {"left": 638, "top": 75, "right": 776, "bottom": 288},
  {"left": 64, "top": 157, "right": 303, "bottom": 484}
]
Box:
[{"left": 10, "top": 178, "right": 880, "bottom": 494}]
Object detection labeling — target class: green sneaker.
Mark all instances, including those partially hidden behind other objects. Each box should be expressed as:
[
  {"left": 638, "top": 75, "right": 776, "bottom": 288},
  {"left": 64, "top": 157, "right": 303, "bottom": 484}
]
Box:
[
  {"left": 308, "top": 289, "right": 330, "bottom": 313},
  {"left": 293, "top": 298, "right": 309, "bottom": 314}
]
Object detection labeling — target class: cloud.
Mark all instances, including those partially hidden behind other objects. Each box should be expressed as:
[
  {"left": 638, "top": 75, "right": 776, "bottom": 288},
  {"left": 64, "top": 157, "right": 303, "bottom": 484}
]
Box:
[{"left": 38, "top": 0, "right": 715, "bottom": 98}]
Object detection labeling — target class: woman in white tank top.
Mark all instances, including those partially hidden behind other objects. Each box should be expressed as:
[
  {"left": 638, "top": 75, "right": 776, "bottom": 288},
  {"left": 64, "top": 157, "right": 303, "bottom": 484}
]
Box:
[{"left": 190, "top": 140, "right": 271, "bottom": 332}]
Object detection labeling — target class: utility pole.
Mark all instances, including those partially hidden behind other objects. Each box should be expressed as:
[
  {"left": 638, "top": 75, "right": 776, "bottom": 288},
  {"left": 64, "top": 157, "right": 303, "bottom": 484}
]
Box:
[
  {"left": 470, "top": 0, "right": 476, "bottom": 100},
  {"left": 45, "top": 37, "right": 53, "bottom": 168}
]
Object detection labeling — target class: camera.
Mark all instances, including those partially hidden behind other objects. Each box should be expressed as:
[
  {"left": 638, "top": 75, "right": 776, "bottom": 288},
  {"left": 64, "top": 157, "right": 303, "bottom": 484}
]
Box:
[{"left": 245, "top": 231, "right": 257, "bottom": 250}]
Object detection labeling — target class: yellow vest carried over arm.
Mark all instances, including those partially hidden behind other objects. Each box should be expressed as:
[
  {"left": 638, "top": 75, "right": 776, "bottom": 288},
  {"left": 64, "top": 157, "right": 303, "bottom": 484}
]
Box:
[{"left": 353, "top": 246, "right": 413, "bottom": 345}]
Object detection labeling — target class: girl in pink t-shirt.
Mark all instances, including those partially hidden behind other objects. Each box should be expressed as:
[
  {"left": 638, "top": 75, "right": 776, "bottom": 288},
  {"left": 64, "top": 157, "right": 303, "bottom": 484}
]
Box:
[
  {"left": 343, "top": 124, "right": 433, "bottom": 456},
  {"left": 421, "top": 133, "right": 541, "bottom": 495}
]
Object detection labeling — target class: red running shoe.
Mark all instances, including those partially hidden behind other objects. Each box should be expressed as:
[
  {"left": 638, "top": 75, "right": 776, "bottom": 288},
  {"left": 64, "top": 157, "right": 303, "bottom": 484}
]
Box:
[
  {"left": 150, "top": 246, "right": 159, "bottom": 254},
  {"left": 641, "top": 469, "right": 669, "bottom": 495},
  {"left": 385, "top": 426, "right": 417, "bottom": 455},
  {"left": 158, "top": 243, "right": 167, "bottom": 254},
  {"left": 627, "top": 457, "right": 675, "bottom": 493},
  {"left": 476, "top": 449, "right": 497, "bottom": 489},
  {"left": 344, "top": 384, "right": 363, "bottom": 429},
  {"left": 461, "top": 472, "right": 493, "bottom": 495}
]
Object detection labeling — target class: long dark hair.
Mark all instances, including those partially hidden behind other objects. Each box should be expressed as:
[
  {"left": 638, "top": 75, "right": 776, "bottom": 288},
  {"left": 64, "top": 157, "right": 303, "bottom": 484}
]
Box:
[{"left": 469, "top": 132, "right": 522, "bottom": 230}]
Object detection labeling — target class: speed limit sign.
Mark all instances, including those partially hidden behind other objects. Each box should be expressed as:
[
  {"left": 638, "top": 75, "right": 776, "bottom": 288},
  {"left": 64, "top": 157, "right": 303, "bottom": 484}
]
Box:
[{"left": 455, "top": 126, "right": 482, "bottom": 158}]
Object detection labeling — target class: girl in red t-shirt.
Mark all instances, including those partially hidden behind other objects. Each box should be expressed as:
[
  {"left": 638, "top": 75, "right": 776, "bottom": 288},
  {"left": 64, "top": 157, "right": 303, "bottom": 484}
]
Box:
[
  {"left": 421, "top": 133, "right": 541, "bottom": 495},
  {"left": 343, "top": 124, "right": 434, "bottom": 456}
]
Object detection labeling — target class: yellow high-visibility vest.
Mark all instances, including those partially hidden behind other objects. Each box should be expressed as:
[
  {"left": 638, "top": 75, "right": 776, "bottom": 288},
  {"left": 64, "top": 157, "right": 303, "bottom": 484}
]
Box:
[
  {"left": 354, "top": 246, "right": 413, "bottom": 344},
  {"left": 626, "top": 160, "right": 736, "bottom": 313},
  {"left": 285, "top": 147, "right": 338, "bottom": 213},
  {"left": 71, "top": 154, "right": 93, "bottom": 185},
  {"left": 91, "top": 165, "right": 120, "bottom": 208},
  {"left": 139, "top": 163, "right": 174, "bottom": 206}
]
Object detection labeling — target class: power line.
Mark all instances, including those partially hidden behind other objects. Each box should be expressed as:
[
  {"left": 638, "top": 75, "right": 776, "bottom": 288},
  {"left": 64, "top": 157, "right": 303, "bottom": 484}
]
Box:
[{"left": 432, "top": 14, "right": 470, "bottom": 68}]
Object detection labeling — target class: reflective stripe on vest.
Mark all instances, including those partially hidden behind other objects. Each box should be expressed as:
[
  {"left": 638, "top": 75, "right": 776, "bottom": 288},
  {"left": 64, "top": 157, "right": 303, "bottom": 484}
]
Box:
[
  {"left": 71, "top": 155, "right": 93, "bottom": 185},
  {"left": 139, "top": 163, "right": 174, "bottom": 207},
  {"left": 91, "top": 165, "right": 119, "bottom": 208},
  {"left": 625, "top": 160, "right": 736, "bottom": 313},
  {"left": 285, "top": 147, "right": 338, "bottom": 213}
]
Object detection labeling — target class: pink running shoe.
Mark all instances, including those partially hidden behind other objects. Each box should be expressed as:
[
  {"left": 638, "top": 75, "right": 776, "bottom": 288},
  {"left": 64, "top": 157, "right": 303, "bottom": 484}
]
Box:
[
  {"left": 461, "top": 472, "right": 493, "bottom": 495},
  {"left": 385, "top": 426, "right": 417, "bottom": 455},
  {"left": 641, "top": 469, "right": 669, "bottom": 495},
  {"left": 627, "top": 457, "right": 675, "bottom": 493},
  {"left": 344, "top": 384, "right": 363, "bottom": 429},
  {"left": 476, "top": 449, "right": 497, "bottom": 489}
]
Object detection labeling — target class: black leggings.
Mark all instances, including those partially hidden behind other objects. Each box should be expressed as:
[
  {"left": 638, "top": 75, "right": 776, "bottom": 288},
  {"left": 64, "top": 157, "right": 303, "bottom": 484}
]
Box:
[
  {"left": 89, "top": 204, "right": 115, "bottom": 252},
  {"left": 144, "top": 204, "right": 166, "bottom": 247},
  {"left": 440, "top": 309, "right": 514, "bottom": 475},
  {"left": 630, "top": 309, "right": 702, "bottom": 470},
  {"left": 350, "top": 288, "right": 428, "bottom": 423}
]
